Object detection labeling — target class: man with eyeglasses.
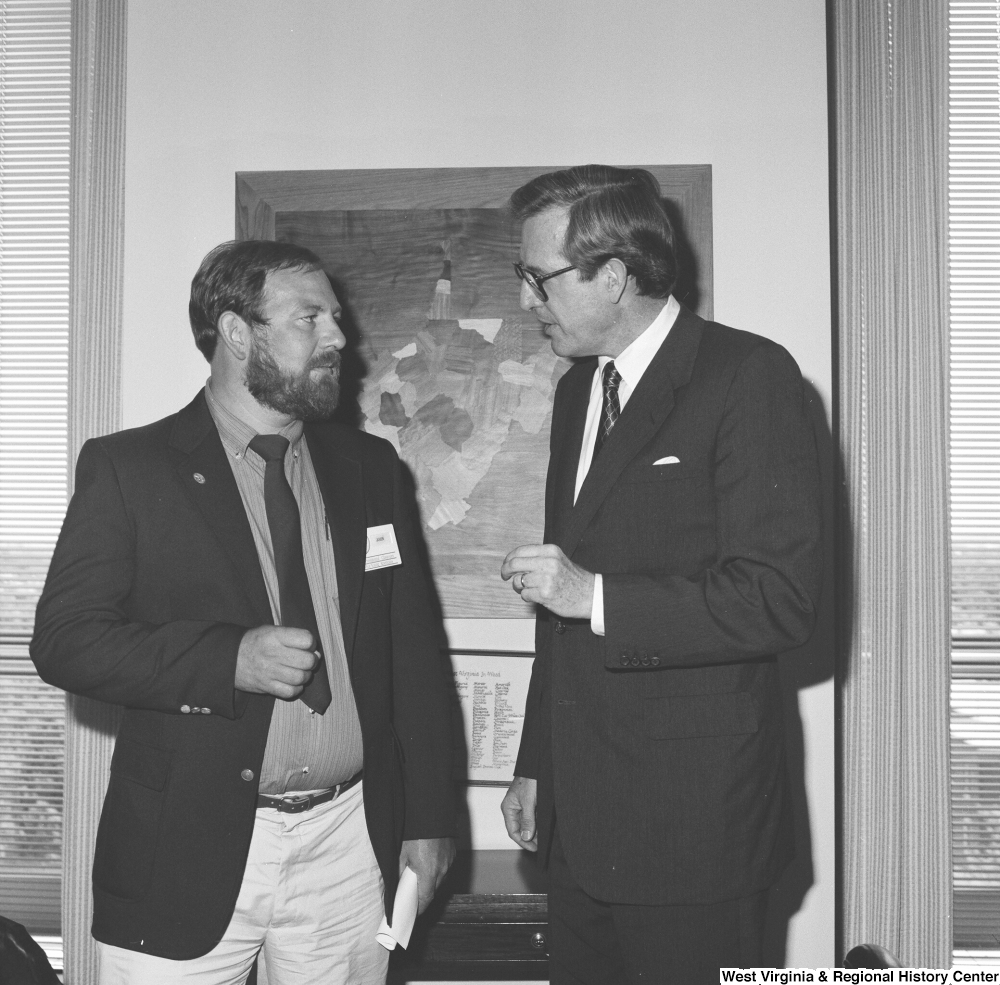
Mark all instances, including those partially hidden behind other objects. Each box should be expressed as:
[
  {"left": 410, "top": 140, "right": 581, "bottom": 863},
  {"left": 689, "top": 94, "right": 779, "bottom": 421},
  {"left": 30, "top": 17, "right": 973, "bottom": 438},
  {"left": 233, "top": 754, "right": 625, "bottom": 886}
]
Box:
[{"left": 500, "top": 165, "right": 823, "bottom": 983}]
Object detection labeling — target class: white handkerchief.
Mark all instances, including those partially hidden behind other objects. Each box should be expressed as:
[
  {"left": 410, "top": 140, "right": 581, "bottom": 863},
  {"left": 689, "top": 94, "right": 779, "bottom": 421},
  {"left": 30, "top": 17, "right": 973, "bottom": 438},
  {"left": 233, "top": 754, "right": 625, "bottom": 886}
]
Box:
[
  {"left": 653, "top": 456, "right": 680, "bottom": 466},
  {"left": 376, "top": 866, "right": 419, "bottom": 950},
  {"left": 365, "top": 523, "right": 402, "bottom": 571}
]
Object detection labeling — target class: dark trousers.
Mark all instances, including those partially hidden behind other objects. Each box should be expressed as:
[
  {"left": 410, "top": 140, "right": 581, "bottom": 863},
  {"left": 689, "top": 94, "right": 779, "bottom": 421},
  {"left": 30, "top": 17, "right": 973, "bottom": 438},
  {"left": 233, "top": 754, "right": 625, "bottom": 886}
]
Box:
[{"left": 547, "top": 827, "right": 768, "bottom": 984}]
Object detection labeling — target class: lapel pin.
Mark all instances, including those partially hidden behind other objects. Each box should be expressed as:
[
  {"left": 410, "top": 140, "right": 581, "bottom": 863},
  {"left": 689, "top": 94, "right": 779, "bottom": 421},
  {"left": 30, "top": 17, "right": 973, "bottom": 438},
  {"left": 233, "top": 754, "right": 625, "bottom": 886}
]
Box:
[{"left": 193, "top": 473, "right": 206, "bottom": 484}]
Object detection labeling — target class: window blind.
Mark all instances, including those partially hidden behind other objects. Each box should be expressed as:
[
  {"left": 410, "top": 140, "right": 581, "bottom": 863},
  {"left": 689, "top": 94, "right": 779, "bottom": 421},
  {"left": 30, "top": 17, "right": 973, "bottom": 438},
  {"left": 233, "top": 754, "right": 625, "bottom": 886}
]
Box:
[
  {"left": 0, "top": 0, "right": 70, "bottom": 933},
  {"left": 949, "top": 0, "right": 1000, "bottom": 950}
]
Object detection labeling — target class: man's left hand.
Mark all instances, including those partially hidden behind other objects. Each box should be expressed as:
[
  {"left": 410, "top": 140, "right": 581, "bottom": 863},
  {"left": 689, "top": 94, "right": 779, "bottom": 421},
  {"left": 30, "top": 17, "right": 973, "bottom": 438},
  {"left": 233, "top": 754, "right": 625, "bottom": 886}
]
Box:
[
  {"left": 501, "top": 544, "right": 595, "bottom": 619},
  {"left": 399, "top": 838, "right": 456, "bottom": 915}
]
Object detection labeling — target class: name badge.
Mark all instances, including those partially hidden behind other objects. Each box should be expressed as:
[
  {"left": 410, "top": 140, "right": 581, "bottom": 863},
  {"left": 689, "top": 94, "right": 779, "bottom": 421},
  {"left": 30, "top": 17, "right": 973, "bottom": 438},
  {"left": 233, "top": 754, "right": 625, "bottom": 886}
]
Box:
[{"left": 366, "top": 523, "right": 402, "bottom": 571}]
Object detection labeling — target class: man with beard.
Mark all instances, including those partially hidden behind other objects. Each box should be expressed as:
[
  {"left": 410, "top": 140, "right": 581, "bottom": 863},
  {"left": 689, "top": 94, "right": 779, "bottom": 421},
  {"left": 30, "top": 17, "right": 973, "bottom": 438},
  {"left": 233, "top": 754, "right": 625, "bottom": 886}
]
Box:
[{"left": 31, "top": 241, "right": 456, "bottom": 984}]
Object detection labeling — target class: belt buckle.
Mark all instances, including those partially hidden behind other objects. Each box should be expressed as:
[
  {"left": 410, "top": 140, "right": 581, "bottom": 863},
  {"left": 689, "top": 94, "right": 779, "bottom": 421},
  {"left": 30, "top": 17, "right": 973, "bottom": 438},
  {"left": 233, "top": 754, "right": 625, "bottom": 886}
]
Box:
[{"left": 276, "top": 794, "right": 312, "bottom": 814}]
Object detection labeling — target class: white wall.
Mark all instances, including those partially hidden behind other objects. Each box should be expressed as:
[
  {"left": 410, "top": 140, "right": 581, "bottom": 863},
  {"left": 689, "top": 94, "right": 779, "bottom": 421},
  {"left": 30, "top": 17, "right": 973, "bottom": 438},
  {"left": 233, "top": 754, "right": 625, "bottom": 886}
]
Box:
[{"left": 123, "top": 0, "right": 833, "bottom": 967}]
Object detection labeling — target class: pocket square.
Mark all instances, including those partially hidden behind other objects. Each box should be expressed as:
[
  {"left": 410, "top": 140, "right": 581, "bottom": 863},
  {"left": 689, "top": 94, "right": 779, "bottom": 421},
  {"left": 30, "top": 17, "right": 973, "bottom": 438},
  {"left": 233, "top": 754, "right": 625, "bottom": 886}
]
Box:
[{"left": 653, "top": 456, "right": 680, "bottom": 466}]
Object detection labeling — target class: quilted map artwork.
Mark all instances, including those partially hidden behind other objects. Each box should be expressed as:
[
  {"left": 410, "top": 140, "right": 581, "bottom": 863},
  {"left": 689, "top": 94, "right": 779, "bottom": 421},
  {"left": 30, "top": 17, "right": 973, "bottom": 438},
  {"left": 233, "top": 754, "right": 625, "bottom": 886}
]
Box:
[{"left": 277, "top": 208, "right": 570, "bottom": 618}]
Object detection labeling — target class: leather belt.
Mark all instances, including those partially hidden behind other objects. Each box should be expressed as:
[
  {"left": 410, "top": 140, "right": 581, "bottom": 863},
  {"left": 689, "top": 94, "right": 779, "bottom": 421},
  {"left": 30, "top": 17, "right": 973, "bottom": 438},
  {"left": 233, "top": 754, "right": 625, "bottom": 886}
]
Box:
[{"left": 256, "top": 771, "right": 362, "bottom": 813}]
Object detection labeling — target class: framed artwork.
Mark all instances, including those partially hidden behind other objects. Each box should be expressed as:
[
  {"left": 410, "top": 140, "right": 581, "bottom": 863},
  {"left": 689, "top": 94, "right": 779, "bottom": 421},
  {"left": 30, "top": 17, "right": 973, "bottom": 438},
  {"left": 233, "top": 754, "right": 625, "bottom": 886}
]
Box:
[
  {"left": 236, "top": 167, "right": 713, "bottom": 619},
  {"left": 449, "top": 649, "right": 534, "bottom": 787}
]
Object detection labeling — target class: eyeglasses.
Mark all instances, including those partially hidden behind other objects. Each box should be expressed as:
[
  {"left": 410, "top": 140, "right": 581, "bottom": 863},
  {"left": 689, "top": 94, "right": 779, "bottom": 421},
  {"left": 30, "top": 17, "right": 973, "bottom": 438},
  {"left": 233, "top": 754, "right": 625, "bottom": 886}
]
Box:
[{"left": 513, "top": 261, "right": 577, "bottom": 303}]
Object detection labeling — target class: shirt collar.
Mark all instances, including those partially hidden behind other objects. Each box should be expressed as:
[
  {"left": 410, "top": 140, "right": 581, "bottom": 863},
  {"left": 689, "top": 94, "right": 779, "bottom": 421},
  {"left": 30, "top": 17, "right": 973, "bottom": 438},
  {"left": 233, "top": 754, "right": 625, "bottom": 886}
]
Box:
[
  {"left": 204, "top": 378, "right": 304, "bottom": 461},
  {"left": 598, "top": 295, "right": 681, "bottom": 391}
]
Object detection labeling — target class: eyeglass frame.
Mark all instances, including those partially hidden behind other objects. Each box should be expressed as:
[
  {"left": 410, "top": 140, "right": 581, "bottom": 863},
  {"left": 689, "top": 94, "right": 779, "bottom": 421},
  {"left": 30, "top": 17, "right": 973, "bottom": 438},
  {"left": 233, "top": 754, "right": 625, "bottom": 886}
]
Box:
[{"left": 513, "top": 261, "right": 578, "bottom": 303}]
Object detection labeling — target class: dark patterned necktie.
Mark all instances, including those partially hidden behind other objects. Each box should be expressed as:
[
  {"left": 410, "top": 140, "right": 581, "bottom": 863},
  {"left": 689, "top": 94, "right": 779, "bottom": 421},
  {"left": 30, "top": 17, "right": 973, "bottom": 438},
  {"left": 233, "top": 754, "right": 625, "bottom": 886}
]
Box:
[
  {"left": 592, "top": 361, "right": 623, "bottom": 458},
  {"left": 248, "top": 433, "right": 332, "bottom": 714}
]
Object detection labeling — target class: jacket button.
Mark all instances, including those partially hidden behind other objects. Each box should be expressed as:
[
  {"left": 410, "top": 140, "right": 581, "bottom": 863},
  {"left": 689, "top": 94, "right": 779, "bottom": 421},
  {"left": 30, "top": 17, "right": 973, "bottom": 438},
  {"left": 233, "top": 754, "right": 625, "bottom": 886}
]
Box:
[
  {"left": 180, "top": 705, "right": 191, "bottom": 714},
  {"left": 201, "top": 707, "right": 211, "bottom": 715},
  {"left": 190, "top": 706, "right": 201, "bottom": 714},
  {"left": 651, "top": 656, "right": 661, "bottom": 667},
  {"left": 620, "top": 654, "right": 630, "bottom": 667},
  {"left": 554, "top": 620, "right": 566, "bottom": 634},
  {"left": 241, "top": 769, "right": 254, "bottom": 782},
  {"left": 631, "top": 655, "right": 640, "bottom": 667},
  {"left": 641, "top": 654, "right": 650, "bottom": 666}
]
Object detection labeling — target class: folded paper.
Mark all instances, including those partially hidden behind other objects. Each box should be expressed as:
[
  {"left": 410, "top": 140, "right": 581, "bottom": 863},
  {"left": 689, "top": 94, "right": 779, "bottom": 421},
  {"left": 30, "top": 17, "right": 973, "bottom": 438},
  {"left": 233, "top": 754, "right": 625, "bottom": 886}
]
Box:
[{"left": 376, "top": 866, "right": 419, "bottom": 950}]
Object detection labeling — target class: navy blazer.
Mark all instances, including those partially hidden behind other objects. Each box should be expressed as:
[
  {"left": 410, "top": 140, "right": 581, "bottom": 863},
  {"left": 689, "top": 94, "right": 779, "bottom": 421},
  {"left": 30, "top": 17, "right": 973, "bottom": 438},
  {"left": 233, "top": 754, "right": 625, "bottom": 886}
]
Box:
[
  {"left": 514, "top": 306, "right": 823, "bottom": 906},
  {"left": 31, "top": 391, "right": 455, "bottom": 959}
]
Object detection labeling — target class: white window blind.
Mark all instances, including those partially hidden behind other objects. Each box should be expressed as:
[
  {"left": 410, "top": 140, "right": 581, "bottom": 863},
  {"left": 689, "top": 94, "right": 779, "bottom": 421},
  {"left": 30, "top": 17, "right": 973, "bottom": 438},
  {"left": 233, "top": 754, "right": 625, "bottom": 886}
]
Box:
[
  {"left": 0, "top": 0, "right": 70, "bottom": 933},
  {"left": 949, "top": 0, "right": 1000, "bottom": 951}
]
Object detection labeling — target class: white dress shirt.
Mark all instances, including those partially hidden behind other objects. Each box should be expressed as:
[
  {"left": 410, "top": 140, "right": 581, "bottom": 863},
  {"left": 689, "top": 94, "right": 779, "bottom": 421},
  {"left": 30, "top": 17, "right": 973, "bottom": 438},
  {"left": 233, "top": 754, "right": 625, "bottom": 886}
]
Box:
[{"left": 574, "top": 296, "right": 681, "bottom": 635}]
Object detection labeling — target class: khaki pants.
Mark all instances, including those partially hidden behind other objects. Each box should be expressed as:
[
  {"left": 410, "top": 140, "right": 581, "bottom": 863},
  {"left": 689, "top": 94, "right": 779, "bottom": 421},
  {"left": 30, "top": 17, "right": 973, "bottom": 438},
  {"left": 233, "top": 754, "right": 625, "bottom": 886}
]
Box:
[{"left": 97, "top": 780, "right": 387, "bottom": 985}]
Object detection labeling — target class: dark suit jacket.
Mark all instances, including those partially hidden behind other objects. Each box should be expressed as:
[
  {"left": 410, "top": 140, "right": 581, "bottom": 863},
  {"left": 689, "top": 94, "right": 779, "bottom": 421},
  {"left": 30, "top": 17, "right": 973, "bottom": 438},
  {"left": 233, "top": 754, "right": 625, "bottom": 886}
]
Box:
[
  {"left": 514, "top": 306, "right": 823, "bottom": 906},
  {"left": 31, "top": 391, "right": 455, "bottom": 959}
]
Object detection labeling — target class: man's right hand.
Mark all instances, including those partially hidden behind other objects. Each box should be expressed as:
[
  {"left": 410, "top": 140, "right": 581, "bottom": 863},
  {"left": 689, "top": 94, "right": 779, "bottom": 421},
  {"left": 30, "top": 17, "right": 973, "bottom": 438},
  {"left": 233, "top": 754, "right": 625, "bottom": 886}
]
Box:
[
  {"left": 235, "top": 626, "right": 319, "bottom": 699},
  {"left": 501, "top": 775, "right": 538, "bottom": 852}
]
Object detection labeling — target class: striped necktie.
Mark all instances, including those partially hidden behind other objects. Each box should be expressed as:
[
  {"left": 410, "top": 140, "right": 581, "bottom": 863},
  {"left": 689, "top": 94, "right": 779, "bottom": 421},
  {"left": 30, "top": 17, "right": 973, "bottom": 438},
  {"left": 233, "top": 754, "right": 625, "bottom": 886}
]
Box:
[{"left": 592, "top": 361, "right": 623, "bottom": 458}]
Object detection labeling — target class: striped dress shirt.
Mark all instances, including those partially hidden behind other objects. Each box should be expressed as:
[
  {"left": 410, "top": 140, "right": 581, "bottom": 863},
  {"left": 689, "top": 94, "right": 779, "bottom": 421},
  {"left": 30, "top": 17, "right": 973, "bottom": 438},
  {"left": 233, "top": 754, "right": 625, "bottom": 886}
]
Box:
[{"left": 205, "top": 382, "right": 364, "bottom": 795}]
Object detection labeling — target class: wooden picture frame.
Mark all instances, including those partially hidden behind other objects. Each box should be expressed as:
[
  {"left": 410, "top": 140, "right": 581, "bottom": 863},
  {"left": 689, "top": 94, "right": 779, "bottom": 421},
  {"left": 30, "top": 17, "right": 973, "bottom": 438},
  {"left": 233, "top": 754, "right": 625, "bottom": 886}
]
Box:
[{"left": 235, "top": 167, "right": 712, "bottom": 620}]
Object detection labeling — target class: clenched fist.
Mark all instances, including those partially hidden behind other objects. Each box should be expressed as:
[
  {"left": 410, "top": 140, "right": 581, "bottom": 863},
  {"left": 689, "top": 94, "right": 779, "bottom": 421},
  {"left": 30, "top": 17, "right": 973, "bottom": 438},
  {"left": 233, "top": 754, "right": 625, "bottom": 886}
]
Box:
[{"left": 235, "top": 625, "right": 320, "bottom": 700}]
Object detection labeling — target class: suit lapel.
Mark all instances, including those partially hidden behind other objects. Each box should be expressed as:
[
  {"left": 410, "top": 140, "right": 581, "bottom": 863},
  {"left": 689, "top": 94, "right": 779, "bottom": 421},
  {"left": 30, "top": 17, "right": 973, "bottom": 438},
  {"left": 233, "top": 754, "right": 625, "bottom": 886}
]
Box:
[
  {"left": 558, "top": 306, "right": 705, "bottom": 559},
  {"left": 304, "top": 425, "right": 366, "bottom": 667},
  {"left": 168, "top": 391, "right": 272, "bottom": 623},
  {"left": 547, "top": 361, "right": 593, "bottom": 544}
]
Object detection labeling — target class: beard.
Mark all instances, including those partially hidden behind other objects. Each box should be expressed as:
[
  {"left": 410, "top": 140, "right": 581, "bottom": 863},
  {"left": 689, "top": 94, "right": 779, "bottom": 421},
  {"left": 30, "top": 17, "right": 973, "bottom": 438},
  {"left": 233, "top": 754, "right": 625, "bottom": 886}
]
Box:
[{"left": 245, "top": 335, "right": 341, "bottom": 421}]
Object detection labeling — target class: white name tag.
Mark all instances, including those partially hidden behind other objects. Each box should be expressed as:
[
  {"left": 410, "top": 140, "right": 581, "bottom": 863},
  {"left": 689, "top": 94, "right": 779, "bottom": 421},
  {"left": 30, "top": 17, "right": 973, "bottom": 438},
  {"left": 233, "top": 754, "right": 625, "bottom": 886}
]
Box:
[{"left": 365, "top": 523, "right": 402, "bottom": 571}]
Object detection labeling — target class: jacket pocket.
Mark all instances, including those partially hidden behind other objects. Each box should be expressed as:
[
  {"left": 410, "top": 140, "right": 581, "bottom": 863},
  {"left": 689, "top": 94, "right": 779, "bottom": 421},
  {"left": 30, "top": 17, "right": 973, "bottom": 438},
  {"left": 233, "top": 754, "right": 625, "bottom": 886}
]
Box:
[
  {"left": 627, "top": 465, "right": 706, "bottom": 483},
  {"left": 93, "top": 740, "right": 172, "bottom": 900},
  {"left": 642, "top": 691, "right": 759, "bottom": 739}
]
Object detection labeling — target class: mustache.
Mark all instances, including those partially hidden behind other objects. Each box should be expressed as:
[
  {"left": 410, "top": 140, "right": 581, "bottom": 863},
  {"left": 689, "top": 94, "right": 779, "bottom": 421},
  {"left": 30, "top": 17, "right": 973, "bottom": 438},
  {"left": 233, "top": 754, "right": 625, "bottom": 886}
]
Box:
[{"left": 307, "top": 350, "right": 342, "bottom": 373}]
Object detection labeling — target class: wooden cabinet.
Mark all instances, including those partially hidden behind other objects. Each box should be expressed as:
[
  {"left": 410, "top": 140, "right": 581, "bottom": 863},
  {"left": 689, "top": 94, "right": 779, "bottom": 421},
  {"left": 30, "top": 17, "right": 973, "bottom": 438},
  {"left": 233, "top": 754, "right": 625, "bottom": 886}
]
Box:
[{"left": 389, "top": 850, "right": 549, "bottom": 981}]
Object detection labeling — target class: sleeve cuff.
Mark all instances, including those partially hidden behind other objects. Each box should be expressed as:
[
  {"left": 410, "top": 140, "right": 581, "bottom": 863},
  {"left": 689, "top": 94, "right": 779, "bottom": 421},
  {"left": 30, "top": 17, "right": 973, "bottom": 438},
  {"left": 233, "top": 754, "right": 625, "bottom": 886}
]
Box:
[{"left": 590, "top": 573, "right": 605, "bottom": 636}]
